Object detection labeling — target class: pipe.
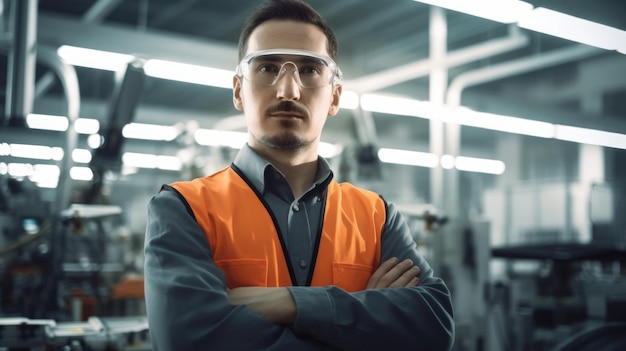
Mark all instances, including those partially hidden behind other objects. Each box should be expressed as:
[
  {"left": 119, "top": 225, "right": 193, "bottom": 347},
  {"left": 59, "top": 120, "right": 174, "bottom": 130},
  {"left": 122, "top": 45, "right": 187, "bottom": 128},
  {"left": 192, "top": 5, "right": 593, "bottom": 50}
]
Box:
[
  {"left": 34, "top": 72, "right": 56, "bottom": 98},
  {"left": 36, "top": 44, "right": 81, "bottom": 317},
  {"left": 3, "top": 0, "right": 37, "bottom": 128},
  {"left": 150, "top": 0, "right": 199, "bottom": 27},
  {"left": 82, "top": 0, "right": 122, "bottom": 23},
  {"left": 36, "top": 44, "right": 81, "bottom": 221},
  {"left": 352, "top": 108, "right": 378, "bottom": 147},
  {"left": 35, "top": 0, "right": 123, "bottom": 99},
  {"left": 446, "top": 45, "right": 602, "bottom": 107},
  {"left": 344, "top": 25, "right": 529, "bottom": 93}
]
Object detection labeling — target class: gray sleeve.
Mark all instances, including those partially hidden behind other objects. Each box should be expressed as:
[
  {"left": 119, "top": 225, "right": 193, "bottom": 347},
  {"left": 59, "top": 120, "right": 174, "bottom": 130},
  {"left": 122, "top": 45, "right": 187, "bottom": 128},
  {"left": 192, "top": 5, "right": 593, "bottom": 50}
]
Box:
[
  {"left": 288, "top": 201, "right": 455, "bottom": 351},
  {"left": 144, "top": 190, "right": 335, "bottom": 351}
]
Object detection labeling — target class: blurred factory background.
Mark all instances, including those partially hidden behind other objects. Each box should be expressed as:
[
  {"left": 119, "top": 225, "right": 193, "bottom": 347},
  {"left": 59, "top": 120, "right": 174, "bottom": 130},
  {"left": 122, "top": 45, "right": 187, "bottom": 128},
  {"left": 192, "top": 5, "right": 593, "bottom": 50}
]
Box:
[{"left": 1, "top": 0, "right": 626, "bottom": 350}]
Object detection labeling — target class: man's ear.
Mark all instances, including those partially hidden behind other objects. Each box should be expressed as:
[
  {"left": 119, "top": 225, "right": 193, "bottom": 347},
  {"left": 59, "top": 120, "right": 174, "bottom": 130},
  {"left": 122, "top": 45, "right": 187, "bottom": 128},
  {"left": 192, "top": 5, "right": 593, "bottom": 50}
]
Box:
[
  {"left": 233, "top": 75, "right": 243, "bottom": 111},
  {"left": 327, "top": 84, "right": 342, "bottom": 116}
]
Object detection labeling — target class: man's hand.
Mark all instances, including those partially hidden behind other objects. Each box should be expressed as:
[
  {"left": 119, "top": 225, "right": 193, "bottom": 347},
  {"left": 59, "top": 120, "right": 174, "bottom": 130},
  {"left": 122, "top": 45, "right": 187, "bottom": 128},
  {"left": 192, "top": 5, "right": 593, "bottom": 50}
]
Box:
[
  {"left": 366, "top": 257, "right": 420, "bottom": 289},
  {"left": 228, "top": 287, "right": 296, "bottom": 325},
  {"left": 228, "top": 258, "right": 419, "bottom": 324}
]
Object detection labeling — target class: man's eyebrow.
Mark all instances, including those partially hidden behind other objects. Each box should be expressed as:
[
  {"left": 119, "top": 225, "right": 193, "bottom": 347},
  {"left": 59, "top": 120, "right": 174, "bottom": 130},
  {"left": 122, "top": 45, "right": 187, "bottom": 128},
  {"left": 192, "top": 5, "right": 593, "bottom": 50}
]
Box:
[
  {"left": 249, "top": 54, "right": 328, "bottom": 65},
  {"left": 297, "top": 56, "right": 328, "bottom": 65},
  {"left": 250, "top": 54, "right": 282, "bottom": 62}
]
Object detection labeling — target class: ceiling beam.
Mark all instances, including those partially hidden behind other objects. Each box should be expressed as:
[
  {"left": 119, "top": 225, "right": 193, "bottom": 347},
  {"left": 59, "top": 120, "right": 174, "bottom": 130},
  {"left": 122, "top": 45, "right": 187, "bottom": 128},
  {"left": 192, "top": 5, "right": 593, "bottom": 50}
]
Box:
[
  {"left": 82, "top": 0, "right": 122, "bottom": 23},
  {"left": 37, "top": 12, "right": 238, "bottom": 70},
  {"left": 344, "top": 27, "right": 529, "bottom": 93}
]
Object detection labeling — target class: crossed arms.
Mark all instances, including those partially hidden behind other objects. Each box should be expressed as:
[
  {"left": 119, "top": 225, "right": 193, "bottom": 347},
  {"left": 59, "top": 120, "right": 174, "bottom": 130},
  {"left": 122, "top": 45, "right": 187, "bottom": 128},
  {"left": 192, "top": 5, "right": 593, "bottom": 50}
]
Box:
[
  {"left": 228, "top": 257, "right": 422, "bottom": 325},
  {"left": 144, "top": 190, "right": 454, "bottom": 351}
]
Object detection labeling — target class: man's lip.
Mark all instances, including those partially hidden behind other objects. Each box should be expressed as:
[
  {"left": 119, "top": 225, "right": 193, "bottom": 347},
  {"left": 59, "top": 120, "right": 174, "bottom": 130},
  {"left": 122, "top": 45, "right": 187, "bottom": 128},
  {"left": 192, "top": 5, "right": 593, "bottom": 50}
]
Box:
[{"left": 271, "top": 112, "right": 303, "bottom": 118}]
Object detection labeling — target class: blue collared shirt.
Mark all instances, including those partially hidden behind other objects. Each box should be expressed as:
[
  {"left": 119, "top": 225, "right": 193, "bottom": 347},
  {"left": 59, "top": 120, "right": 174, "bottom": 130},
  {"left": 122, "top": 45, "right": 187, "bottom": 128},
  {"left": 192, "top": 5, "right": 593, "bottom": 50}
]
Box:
[{"left": 232, "top": 144, "right": 332, "bottom": 286}]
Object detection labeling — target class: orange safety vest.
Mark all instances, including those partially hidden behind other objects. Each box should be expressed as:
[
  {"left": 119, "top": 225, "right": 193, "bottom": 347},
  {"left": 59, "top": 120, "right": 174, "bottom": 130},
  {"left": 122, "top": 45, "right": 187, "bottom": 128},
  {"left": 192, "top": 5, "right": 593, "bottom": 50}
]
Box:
[{"left": 170, "top": 166, "right": 385, "bottom": 292}]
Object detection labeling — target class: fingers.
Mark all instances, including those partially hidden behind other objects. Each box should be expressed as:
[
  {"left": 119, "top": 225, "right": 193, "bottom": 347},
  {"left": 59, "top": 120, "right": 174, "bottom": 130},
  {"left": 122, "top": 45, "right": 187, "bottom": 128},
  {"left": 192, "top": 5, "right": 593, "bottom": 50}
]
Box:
[
  {"left": 366, "top": 257, "right": 421, "bottom": 289},
  {"left": 405, "top": 276, "right": 420, "bottom": 288},
  {"left": 366, "top": 257, "right": 399, "bottom": 289},
  {"left": 389, "top": 265, "right": 420, "bottom": 288}
]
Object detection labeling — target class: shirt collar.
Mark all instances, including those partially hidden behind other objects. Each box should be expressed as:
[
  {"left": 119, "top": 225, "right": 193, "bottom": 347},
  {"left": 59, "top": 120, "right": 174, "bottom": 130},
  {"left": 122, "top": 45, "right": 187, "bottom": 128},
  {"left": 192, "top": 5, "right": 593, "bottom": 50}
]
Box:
[{"left": 232, "top": 143, "right": 333, "bottom": 195}]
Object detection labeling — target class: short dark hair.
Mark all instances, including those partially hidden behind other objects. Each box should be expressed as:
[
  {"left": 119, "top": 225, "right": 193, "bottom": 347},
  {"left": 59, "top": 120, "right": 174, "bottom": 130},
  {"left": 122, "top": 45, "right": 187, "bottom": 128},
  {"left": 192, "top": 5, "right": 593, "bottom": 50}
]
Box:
[{"left": 238, "top": 0, "right": 338, "bottom": 61}]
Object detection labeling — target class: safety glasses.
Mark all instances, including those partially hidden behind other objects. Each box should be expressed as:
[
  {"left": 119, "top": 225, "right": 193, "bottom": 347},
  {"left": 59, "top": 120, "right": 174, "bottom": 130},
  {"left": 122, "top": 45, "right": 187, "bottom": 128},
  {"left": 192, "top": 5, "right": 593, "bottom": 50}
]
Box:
[{"left": 236, "top": 49, "right": 343, "bottom": 88}]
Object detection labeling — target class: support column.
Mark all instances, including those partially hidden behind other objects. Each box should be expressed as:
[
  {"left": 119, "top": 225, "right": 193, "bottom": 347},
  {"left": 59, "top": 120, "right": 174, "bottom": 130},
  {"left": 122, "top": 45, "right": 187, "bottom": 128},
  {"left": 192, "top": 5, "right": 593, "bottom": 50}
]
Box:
[
  {"left": 3, "top": 0, "right": 38, "bottom": 128},
  {"left": 429, "top": 6, "right": 446, "bottom": 211},
  {"left": 579, "top": 94, "right": 605, "bottom": 243},
  {"left": 428, "top": 6, "right": 447, "bottom": 277}
]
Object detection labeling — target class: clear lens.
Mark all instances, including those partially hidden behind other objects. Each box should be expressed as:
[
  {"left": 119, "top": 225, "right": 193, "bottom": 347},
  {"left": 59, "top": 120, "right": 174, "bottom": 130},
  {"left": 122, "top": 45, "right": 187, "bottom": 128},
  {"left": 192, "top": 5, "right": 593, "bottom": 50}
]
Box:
[{"left": 238, "top": 49, "right": 342, "bottom": 88}]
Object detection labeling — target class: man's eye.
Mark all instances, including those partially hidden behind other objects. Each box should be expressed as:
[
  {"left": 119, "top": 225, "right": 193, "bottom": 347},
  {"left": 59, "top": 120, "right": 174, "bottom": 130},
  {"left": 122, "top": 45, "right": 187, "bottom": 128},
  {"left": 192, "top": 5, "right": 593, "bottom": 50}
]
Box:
[
  {"left": 300, "top": 66, "right": 322, "bottom": 75},
  {"left": 258, "top": 64, "right": 279, "bottom": 73}
]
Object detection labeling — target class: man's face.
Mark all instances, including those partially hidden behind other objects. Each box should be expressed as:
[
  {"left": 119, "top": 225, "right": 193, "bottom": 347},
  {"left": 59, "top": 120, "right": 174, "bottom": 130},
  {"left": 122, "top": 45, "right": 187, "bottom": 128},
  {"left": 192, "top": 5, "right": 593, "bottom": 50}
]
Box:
[{"left": 233, "top": 20, "right": 342, "bottom": 154}]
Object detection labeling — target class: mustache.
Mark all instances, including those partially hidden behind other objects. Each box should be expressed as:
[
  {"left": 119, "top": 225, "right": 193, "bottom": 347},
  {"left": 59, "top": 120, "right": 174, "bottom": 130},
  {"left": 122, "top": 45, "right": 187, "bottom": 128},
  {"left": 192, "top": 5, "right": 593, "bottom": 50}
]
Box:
[{"left": 266, "top": 101, "right": 308, "bottom": 118}]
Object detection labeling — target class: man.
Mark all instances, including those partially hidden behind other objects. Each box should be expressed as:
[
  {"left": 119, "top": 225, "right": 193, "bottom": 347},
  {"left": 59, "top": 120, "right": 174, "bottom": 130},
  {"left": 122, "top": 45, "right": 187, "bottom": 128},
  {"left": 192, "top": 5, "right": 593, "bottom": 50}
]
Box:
[{"left": 144, "top": 0, "right": 454, "bottom": 350}]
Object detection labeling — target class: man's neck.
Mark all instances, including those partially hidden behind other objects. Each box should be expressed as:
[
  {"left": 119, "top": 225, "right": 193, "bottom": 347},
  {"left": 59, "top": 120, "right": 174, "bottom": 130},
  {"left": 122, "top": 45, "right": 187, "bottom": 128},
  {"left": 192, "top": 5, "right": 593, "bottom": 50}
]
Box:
[
  {"left": 279, "top": 159, "right": 318, "bottom": 199},
  {"left": 254, "top": 146, "right": 318, "bottom": 199}
]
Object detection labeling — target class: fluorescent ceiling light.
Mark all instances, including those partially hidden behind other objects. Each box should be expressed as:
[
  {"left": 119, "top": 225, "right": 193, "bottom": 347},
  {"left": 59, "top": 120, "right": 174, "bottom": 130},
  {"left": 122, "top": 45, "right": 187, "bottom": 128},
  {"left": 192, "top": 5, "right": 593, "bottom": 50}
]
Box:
[
  {"left": 9, "top": 144, "right": 64, "bottom": 161},
  {"left": 121, "top": 152, "right": 183, "bottom": 171},
  {"left": 361, "top": 94, "right": 444, "bottom": 119},
  {"left": 121, "top": 165, "right": 139, "bottom": 176},
  {"left": 339, "top": 90, "right": 360, "bottom": 110},
  {"left": 58, "top": 45, "right": 235, "bottom": 87},
  {"left": 122, "top": 152, "right": 158, "bottom": 169},
  {"left": 361, "top": 94, "right": 421, "bottom": 117},
  {"left": 122, "top": 123, "right": 179, "bottom": 141},
  {"left": 33, "top": 180, "right": 58, "bottom": 189},
  {"left": 449, "top": 108, "right": 555, "bottom": 138},
  {"left": 8, "top": 163, "right": 34, "bottom": 177},
  {"left": 72, "top": 149, "right": 92, "bottom": 164},
  {"left": 555, "top": 125, "right": 626, "bottom": 150},
  {"left": 70, "top": 166, "right": 94, "bottom": 181},
  {"left": 26, "top": 114, "right": 100, "bottom": 134},
  {"left": 195, "top": 129, "right": 248, "bottom": 149},
  {"left": 6, "top": 163, "right": 60, "bottom": 188},
  {"left": 58, "top": 45, "right": 134, "bottom": 71},
  {"left": 156, "top": 155, "right": 183, "bottom": 171},
  {"left": 455, "top": 156, "right": 505, "bottom": 175},
  {"left": 144, "top": 59, "right": 234, "bottom": 88},
  {"left": 378, "top": 148, "right": 439, "bottom": 168},
  {"left": 88, "top": 134, "right": 104, "bottom": 149},
  {"left": 319, "top": 142, "right": 340, "bottom": 158},
  {"left": 26, "top": 114, "right": 69, "bottom": 131},
  {"left": 377, "top": 148, "right": 506, "bottom": 174},
  {"left": 414, "top": 0, "right": 533, "bottom": 24},
  {"left": 356, "top": 95, "right": 626, "bottom": 150},
  {"left": 440, "top": 154, "right": 455, "bottom": 169},
  {"left": 75, "top": 118, "right": 100, "bottom": 134},
  {"left": 31, "top": 164, "right": 61, "bottom": 188},
  {"left": 519, "top": 8, "right": 626, "bottom": 51},
  {"left": 0, "top": 143, "right": 9, "bottom": 156}
]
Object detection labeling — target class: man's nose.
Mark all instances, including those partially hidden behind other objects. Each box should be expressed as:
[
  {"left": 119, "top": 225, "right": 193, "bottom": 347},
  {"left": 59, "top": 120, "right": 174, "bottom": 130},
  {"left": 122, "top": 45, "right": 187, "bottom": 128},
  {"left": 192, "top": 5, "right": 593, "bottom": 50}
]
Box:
[{"left": 275, "top": 62, "right": 301, "bottom": 100}]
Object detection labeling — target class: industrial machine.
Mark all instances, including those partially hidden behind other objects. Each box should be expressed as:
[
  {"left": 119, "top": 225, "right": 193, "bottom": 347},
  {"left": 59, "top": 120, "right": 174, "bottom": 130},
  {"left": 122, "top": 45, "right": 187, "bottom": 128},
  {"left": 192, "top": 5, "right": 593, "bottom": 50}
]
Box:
[
  {"left": 0, "top": 173, "right": 149, "bottom": 350},
  {"left": 0, "top": 315, "right": 150, "bottom": 350},
  {"left": 486, "top": 181, "right": 626, "bottom": 351}
]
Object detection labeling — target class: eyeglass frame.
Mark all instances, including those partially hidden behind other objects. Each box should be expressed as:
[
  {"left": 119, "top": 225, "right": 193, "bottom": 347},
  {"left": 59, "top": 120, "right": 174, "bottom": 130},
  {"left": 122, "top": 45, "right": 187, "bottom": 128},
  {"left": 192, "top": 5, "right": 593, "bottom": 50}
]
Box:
[{"left": 235, "top": 49, "right": 344, "bottom": 88}]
